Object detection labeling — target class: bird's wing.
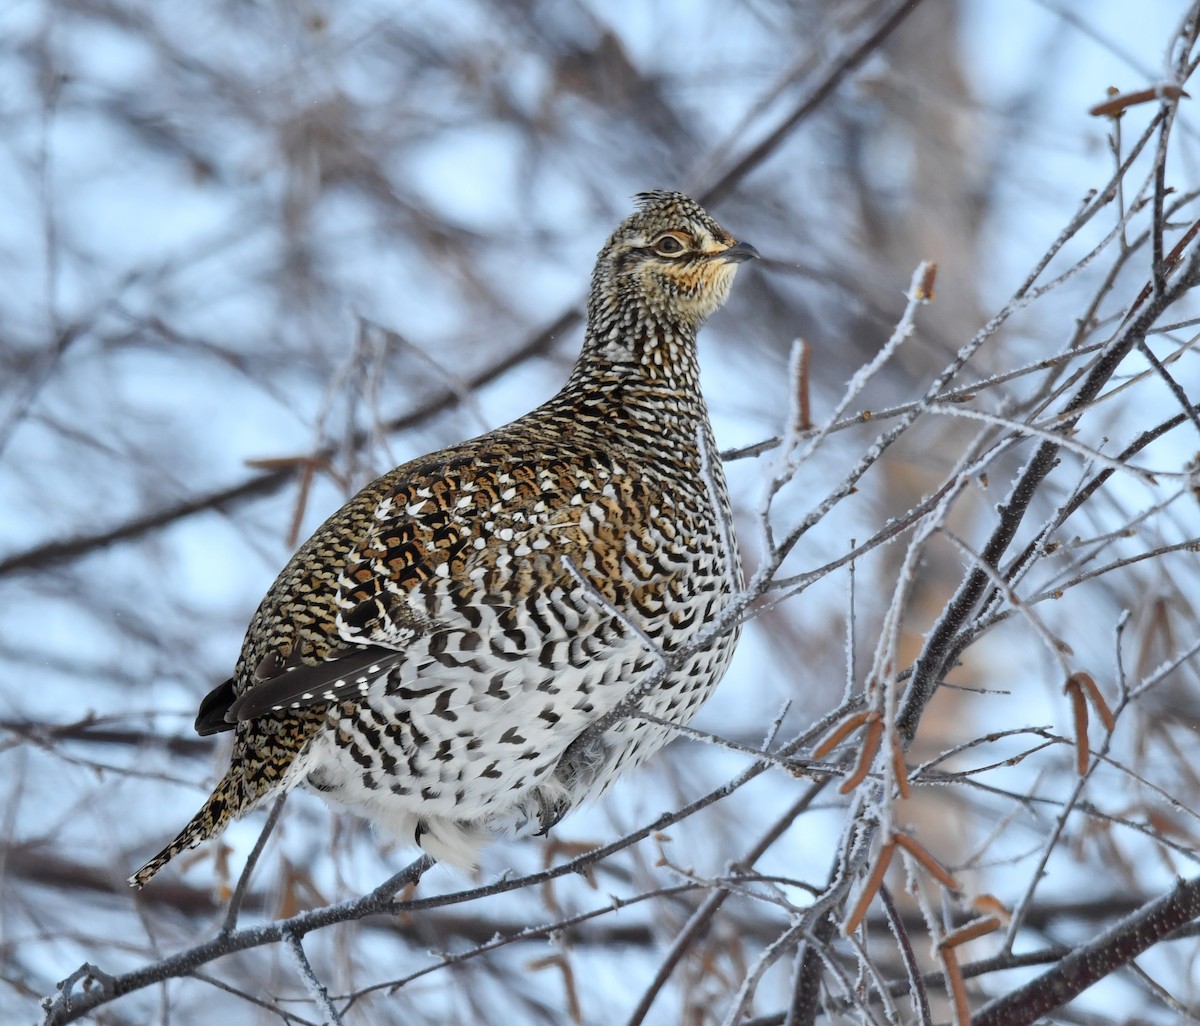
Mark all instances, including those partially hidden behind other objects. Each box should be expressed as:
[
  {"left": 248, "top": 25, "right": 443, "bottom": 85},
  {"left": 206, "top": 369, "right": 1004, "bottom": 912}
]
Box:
[
  {"left": 213, "top": 443, "right": 662, "bottom": 726},
  {"left": 218, "top": 645, "right": 410, "bottom": 725}
]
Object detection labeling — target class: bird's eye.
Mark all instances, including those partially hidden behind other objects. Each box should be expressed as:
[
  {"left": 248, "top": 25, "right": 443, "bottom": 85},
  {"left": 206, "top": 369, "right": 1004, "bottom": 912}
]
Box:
[{"left": 652, "top": 234, "right": 686, "bottom": 257}]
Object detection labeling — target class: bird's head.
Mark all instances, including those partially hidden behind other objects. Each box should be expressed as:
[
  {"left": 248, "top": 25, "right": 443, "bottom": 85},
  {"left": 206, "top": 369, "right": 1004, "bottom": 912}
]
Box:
[{"left": 589, "top": 190, "right": 759, "bottom": 333}]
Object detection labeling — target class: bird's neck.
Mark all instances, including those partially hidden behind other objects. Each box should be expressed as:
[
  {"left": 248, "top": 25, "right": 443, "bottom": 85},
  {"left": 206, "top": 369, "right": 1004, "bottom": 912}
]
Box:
[{"left": 551, "top": 298, "right": 712, "bottom": 461}]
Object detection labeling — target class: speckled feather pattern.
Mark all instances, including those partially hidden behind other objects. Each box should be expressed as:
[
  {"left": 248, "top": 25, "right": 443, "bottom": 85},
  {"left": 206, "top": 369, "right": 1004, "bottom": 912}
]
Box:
[{"left": 131, "top": 191, "right": 755, "bottom": 886}]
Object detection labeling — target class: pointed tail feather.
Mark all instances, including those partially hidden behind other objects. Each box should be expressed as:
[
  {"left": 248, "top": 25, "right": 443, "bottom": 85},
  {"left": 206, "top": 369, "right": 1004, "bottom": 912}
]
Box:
[{"left": 129, "top": 772, "right": 240, "bottom": 888}]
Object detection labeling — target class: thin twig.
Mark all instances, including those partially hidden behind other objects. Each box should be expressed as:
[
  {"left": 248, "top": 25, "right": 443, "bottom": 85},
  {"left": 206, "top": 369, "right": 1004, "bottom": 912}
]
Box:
[
  {"left": 283, "top": 930, "right": 344, "bottom": 1026},
  {"left": 624, "top": 782, "right": 829, "bottom": 1026},
  {"left": 222, "top": 791, "right": 287, "bottom": 935},
  {"left": 879, "top": 883, "right": 933, "bottom": 1026}
]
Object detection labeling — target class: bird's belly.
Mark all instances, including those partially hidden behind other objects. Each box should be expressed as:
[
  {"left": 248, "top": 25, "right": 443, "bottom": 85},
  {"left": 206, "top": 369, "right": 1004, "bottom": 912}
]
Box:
[{"left": 294, "top": 577, "right": 740, "bottom": 866}]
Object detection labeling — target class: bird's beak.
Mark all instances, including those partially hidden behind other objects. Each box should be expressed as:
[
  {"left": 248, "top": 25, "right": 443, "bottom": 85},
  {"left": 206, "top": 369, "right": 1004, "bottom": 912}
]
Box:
[{"left": 717, "top": 240, "right": 760, "bottom": 264}]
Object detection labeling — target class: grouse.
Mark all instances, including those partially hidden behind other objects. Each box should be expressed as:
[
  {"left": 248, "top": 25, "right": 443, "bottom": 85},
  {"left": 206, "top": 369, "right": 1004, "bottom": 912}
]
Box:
[{"left": 131, "top": 190, "right": 757, "bottom": 887}]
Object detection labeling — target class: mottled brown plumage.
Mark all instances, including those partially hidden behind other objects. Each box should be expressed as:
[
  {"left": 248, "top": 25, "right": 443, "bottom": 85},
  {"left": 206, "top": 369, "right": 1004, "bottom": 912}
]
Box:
[{"left": 131, "top": 191, "right": 756, "bottom": 887}]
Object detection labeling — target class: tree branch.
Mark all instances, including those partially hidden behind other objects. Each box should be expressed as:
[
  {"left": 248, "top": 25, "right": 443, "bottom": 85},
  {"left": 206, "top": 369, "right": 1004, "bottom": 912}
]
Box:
[{"left": 971, "top": 876, "right": 1200, "bottom": 1026}]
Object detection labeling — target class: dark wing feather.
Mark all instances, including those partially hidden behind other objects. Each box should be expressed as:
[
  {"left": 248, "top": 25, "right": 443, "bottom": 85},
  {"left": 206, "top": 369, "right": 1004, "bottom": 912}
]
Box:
[
  {"left": 195, "top": 678, "right": 237, "bottom": 736},
  {"left": 226, "top": 645, "right": 408, "bottom": 723}
]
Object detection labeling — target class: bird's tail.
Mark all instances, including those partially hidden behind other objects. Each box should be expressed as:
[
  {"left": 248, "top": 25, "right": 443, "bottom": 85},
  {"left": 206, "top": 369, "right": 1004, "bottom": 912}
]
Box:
[{"left": 129, "top": 770, "right": 243, "bottom": 888}]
